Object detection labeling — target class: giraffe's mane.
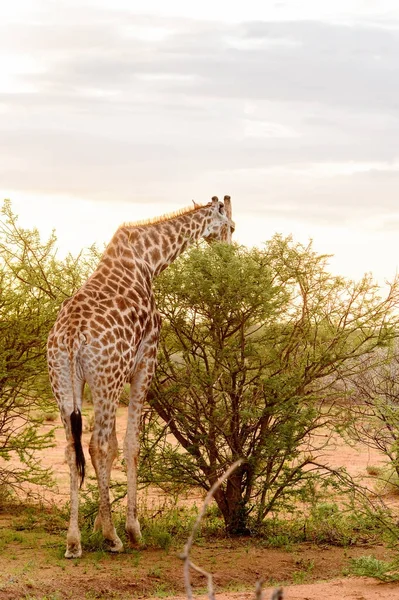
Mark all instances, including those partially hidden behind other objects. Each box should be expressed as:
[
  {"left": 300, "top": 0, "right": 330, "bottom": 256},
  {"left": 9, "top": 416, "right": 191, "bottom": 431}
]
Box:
[{"left": 121, "top": 202, "right": 208, "bottom": 229}]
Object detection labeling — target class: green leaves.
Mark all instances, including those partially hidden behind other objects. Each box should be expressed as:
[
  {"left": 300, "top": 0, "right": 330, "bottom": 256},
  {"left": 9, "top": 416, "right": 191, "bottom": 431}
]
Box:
[
  {"left": 0, "top": 200, "right": 98, "bottom": 494},
  {"left": 146, "top": 236, "right": 399, "bottom": 532}
]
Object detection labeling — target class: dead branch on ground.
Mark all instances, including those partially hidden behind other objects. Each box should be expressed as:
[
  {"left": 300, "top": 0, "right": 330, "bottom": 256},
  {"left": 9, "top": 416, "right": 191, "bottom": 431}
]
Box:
[{"left": 180, "top": 459, "right": 284, "bottom": 600}]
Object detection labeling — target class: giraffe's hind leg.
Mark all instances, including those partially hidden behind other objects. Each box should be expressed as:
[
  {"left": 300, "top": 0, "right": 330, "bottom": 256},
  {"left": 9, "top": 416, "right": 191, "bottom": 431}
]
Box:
[
  {"left": 89, "top": 399, "right": 123, "bottom": 553},
  {"left": 48, "top": 348, "right": 84, "bottom": 559},
  {"left": 57, "top": 406, "right": 84, "bottom": 558},
  {"left": 63, "top": 401, "right": 85, "bottom": 558},
  {"left": 64, "top": 432, "right": 83, "bottom": 558},
  {"left": 92, "top": 422, "right": 118, "bottom": 534}
]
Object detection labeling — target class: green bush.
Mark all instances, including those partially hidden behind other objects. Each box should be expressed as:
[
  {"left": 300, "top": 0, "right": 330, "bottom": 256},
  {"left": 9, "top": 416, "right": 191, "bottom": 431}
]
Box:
[
  {"left": 146, "top": 238, "right": 399, "bottom": 534},
  {"left": 0, "top": 200, "right": 99, "bottom": 494}
]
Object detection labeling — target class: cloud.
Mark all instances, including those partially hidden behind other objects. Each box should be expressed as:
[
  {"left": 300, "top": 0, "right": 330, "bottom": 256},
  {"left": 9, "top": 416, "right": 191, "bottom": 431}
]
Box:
[
  {"left": 1, "top": 5, "right": 399, "bottom": 230},
  {"left": 18, "top": 16, "right": 399, "bottom": 114},
  {"left": 4, "top": 11, "right": 399, "bottom": 113}
]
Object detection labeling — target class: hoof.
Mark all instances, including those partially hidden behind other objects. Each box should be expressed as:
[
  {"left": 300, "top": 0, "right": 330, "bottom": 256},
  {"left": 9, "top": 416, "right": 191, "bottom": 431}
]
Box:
[
  {"left": 65, "top": 543, "right": 82, "bottom": 559},
  {"left": 126, "top": 522, "right": 142, "bottom": 546},
  {"left": 106, "top": 537, "right": 124, "bottom": 553}
]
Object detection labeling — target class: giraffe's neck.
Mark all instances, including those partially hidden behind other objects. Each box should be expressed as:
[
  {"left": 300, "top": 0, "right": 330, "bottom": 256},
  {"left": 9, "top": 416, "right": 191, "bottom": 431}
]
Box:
[{"left": 118, "top": 205, "right": 214, "bottom": 277}]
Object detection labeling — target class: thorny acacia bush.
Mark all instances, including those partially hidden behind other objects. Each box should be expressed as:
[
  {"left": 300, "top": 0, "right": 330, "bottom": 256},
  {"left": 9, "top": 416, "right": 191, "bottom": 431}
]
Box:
[
  {"left": 338, "top": 342, "right": 399, "bottom": 489},
  {"left": 139, "top": 238, "right": 399, "bottom": 534},
  {"left": 0, "top": 200, "right": 98, "bottom": 495}
]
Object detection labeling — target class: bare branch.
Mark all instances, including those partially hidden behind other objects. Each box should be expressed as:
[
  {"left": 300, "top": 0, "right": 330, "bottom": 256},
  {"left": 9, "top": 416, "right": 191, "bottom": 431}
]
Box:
[{"left": 180, "top": 460, "right": 243, "bottom": 600}]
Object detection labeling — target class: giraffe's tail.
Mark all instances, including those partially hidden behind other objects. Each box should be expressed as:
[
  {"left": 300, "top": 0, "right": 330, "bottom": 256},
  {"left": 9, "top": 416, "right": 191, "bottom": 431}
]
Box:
[
  {"left": 70, "top": 409, "right": 85, "bottom": 488},
  {"left": 69, "top": 332, "right": 87, "bottom": 488}
]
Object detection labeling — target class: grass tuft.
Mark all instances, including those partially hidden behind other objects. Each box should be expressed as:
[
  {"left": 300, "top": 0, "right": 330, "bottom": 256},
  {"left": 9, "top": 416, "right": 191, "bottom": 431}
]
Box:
[{"left": 348, "top": 555, "right": 399, "bottom": 582}]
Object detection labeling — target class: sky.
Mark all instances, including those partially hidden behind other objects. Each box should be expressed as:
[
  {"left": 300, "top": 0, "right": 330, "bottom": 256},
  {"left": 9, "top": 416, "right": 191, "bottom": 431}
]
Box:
[{"left": 1, "top": 0, "right": 399, "bottom": 283}]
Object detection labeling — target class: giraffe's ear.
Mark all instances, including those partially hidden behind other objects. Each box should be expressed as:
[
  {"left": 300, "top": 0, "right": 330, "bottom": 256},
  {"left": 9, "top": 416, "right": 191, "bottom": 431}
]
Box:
[
  {"left": 192, "top": 200, "right": 200, "bottom": 209},
  {"left": 223, "top": 195, "right": 232, "bottom": 220}
]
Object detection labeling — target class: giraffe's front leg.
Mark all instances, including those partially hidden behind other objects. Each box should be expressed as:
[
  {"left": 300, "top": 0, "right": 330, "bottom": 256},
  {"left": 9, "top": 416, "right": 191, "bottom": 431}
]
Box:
[
  {"left": 124, "top": 398, "right": 144, "bottom": 545},
  {"left": 89, "top": 402, "right": 123, "bottom": 553},
  {"left": 92, "top": 423, "right": 118, "bottom": 534},
  {"left": 124, "top": 351, "right": 158, "bottom": 545}
]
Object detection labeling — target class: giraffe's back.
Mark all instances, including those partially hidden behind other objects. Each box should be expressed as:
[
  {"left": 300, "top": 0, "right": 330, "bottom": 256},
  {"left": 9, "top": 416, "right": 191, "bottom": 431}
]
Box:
[{"left": 48, "top": 271, "right": 155, "bottom": 389}]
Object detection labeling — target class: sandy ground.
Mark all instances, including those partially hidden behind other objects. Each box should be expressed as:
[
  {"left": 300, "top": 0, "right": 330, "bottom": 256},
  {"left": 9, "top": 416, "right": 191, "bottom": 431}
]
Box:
[
  {"left": 2, "top": 406, "right": 399, "bottom": 599},
  {"left": 211, "top": 578, "right": 399, "bottom": 599}
]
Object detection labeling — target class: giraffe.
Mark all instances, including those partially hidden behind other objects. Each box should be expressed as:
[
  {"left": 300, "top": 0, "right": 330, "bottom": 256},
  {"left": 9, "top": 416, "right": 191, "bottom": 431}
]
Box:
[{"left": 47, "top": 195, "right": 234, "bottom": 558}]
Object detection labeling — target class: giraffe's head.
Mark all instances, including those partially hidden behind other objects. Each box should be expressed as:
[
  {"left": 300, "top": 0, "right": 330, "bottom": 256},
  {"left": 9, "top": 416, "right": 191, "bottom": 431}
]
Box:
[{"left": 202, "top": 196, "right": 235, "bottom": 244}]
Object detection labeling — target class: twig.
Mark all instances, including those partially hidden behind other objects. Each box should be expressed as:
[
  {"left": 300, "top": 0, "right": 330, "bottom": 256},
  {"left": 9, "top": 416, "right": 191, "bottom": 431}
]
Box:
[
  {"left": 255, "top": 578, "right": 264, "bottom": 600},
  {"left": 256, "top": 579, "right": 283, "bottom": 600},
  {"left": 180, "top": 459, "right": 284, "bottom": 600},
  {"left": 270, "top": 588, "right": 284, "bottom": 600},
  {"left": 180, "top": 460, "right": 242, "bottom": 600}
]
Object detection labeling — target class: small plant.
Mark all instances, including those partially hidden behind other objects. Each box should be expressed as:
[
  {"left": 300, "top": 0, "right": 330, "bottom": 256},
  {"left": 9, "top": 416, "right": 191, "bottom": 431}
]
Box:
[
  {"left": 148, "top": 564, "right": 163, "bottom": 578},
  {"left": 0, "top": 529, "right": 25, "bottom": 544},
  {"left": 43, "top": 411, "right": 59, "bottom": 423},
  {"left": 0, "top": 483, "right": 13, "bottom": 508},
  {"left": 142, "top": 527, "right": 173, "bottom": 551},
  {"left": 142, "top": 505, "right": 197, "bottom": 542},
  {"left": 373, "top": 465, "right": 399, "bottom": 496},
  {"left": 266, "top": 534, "right": 294, "bottom": 551},
  {"left": 349, "top": 555, "right": 399, "bottom": 582},
  {"left": 224, "top": 581, "right": 250, "bottom": 592},
  {"left": 80, "top": 528, "right": 107, "bottom": 553},
  {"left": 12, "top": 503, "right": 67, "bottom": 535},
  {"left": 292, "top": 558, "right": 314, "bottom": 584},
  {"left": 300, "top": 502, "right": 380, "bottom": 546},
  {"left": 257, "top": 500, "right": 384, "bottom": 548},
  {"left": 151, "top": 582, "right": 176, "bottom": 597},
  {"left": 366, "top": 465, "right": 382, "bottom": 477}
]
